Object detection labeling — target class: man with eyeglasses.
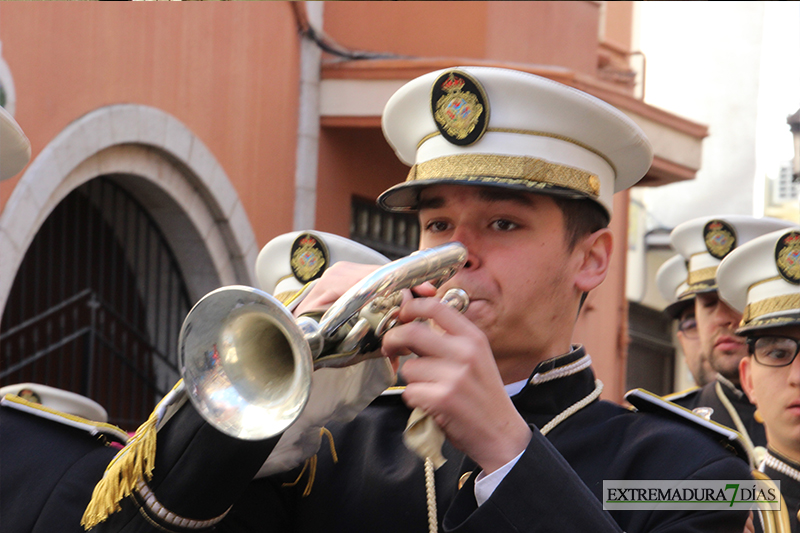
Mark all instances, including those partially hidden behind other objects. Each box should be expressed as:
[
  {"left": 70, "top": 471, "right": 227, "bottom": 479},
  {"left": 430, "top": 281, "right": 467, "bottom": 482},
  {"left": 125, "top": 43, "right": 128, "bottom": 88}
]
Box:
[
  {"left": 668, "top": 215, "right": 794, "bottom": 465},
  {"left": 717, "top": 226, "right": 800, "bottom": 530},
  {"left": 656, "top": 254, "right": 714, "bottom": 389}
]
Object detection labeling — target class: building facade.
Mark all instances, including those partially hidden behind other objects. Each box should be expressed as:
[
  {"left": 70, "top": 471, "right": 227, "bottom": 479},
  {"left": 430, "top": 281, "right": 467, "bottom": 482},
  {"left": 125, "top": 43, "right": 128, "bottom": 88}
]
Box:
[{"left": 0, "top": 1, "right": 704, "bottom": 428}]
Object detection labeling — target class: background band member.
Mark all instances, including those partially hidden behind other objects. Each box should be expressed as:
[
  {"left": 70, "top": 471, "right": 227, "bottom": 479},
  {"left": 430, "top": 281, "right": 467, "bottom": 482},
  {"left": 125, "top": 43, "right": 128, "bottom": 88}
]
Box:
[
  {"left": 657, "top": 254, "right": 714, "bottom": 388},
  {"left": 717, "top": 226, "right": 800, "bottom": 531},
  {"left": 0, "top": 109, "right": 127, "bottom": 533},
  {"left": 668, "top": 215, "right": 794, "bottom": 463}
]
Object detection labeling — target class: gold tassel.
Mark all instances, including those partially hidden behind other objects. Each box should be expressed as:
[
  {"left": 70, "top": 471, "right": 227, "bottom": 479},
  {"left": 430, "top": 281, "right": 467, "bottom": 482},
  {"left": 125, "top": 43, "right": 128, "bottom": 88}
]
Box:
[
  {"left": 281, "top": 427, "right": 339, "bottom": 498},
  {"left": 303, "top": 455, "right": 317, "bottom": 497},
  {"left": 321, "top": 427, "right": 338, "bottom": 464},
  {"left": 282, "top": 460, "right": 310, "bottom": 489},
  {"left": 81, "top": 380, "right": 183, "bottom": 530}
]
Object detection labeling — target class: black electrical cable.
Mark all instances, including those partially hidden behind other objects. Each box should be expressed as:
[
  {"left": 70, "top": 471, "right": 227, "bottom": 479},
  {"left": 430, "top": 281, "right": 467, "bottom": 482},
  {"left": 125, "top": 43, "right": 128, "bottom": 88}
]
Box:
[{"left": 290, "top": 2, "right": 407, "bottom": 62}]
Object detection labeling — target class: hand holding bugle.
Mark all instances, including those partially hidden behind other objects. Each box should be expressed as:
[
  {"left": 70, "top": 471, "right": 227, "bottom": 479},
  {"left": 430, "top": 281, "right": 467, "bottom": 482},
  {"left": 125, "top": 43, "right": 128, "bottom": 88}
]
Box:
[{"left": 178, "top": 242, "right": 470, "bottom": 440}]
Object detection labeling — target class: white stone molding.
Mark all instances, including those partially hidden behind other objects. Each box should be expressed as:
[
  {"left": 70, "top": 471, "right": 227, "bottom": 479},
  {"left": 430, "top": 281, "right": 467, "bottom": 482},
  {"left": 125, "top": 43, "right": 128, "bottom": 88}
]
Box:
[{"left": 0, "top": 104, "right": 257, "bottom": 323}]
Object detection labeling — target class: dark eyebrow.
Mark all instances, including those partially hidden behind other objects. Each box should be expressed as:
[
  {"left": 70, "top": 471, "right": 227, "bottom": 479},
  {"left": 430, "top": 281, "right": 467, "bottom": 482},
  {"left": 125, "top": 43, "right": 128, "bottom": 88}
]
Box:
[
  {"left": 418, "top": 187, "right": 534, "bottom": 210},
  {"left": 477, "top": 188, "right": 534, "bottom": 206},
  {"left": 417, "top": 196, "right": 445, "bottom": 210}
]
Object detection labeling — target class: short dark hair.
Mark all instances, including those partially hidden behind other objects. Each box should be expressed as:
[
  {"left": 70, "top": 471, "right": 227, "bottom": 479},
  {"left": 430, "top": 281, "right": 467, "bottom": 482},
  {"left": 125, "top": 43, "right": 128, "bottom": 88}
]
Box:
[
  {"left": 551, "top": 196, "right": 610, "bottom": 250},
  {"left": 552, "top": 196, "right": 610, "bottom": 316}
]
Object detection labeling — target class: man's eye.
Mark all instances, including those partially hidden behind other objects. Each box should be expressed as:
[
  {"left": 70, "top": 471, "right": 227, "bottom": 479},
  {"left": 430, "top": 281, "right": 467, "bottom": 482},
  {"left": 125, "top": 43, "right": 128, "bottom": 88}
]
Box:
[
  {"left": 754, "top": 337, "right": 800, "bottom": 364},
  {"left": 766, "top": 348, "right": 793, "bottom": 361},
  {"left": 698, "top": 295, "right": 718, "bottom": 309},
  {"left": 425, "top": 220, "right": 450, "bottom": 233},
  {"left": 491, "top": 219, "right": 518, "bottom": 231}
]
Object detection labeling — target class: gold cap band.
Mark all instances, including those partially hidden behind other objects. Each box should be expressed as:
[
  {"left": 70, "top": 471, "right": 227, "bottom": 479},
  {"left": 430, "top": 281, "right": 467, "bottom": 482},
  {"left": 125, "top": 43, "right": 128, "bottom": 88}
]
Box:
[
  {"left": 687, "top": 266, "right": 718, "bottom": 287},
  {"left": 416, "top": 128, "right": 617, "bottom": 174},
  {"left": 742, "top": 293, "right": 800, "bottom": 325},
  {"left": 406, "top": 154, "right": 600, "bottom": 197}
]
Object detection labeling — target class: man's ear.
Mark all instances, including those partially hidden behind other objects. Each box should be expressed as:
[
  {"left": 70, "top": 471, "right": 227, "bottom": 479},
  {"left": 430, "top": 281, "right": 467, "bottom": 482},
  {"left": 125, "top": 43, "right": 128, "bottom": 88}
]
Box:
[
  {"left": 574, "top": 228, "right": 613, "bottom": 293},
  {"left": 739, "top": 357, "right": 757, "bottom": 405}
]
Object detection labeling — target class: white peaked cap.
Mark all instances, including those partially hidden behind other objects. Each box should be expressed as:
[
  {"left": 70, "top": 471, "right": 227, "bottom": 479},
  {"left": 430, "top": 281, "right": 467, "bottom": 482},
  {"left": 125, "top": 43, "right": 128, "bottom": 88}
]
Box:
[
  {"left": 717, "top": 226, "right": 800, "bottom": 334},
  {"left": 0, "top": 382, "right": 108, "bottom": 422},
  {"left": 0, "top": 105, "right": 31, "bottom": 181},
  {"left": 670, "top": 215, "right": 796, "bottom": 297},
  {"left": 378, "top": 66, "right": 653, "bottom": 217},
  {"left": 256, "top": 230, "right": 390, "bottom": 299},
  {"left": 655, "top": 254, "right": 693, "bottom": 318}
]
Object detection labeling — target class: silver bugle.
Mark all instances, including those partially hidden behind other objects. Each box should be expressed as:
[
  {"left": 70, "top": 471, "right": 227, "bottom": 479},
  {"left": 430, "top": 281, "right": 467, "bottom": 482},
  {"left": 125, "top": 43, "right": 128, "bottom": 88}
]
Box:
[{"left": 178, "top": 242, "right": 468, "bottom": 440}]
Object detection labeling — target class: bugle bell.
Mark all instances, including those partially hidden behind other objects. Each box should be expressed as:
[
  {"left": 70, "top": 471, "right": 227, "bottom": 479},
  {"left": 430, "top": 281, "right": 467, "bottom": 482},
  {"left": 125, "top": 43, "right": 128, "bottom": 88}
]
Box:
[{"left": 179, "top": 242, "right": 469, "bottom": 440}]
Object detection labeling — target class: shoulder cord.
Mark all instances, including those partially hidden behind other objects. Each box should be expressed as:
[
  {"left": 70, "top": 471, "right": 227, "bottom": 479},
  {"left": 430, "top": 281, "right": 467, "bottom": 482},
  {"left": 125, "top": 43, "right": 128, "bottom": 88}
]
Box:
[
  {"left": 715, "top": 381, "right": 757, "bottom": 464},
  {"left": 540, "top": 379, "right": 604, "bottom": 437},
  {"left": 762, "top": 451, "right": 800, "bottom": 483},
  {"left": 424, "top": 458, "right": 438, "bottom": 533},
  {"left": 422, "top": 377, "right": 603, "bottom": 533},
  {"left": 529, "top": 353, "right": 592, "bottom": 385}
]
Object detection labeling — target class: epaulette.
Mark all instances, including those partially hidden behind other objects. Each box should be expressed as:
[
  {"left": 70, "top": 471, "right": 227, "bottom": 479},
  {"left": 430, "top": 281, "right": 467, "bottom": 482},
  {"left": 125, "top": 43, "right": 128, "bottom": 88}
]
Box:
[
  {"left": 1, "top": 393, "right": 129, "bottom": 445},
  {"left": 661, "top": 386, "right": 700, "bottom": 403},
  {"left": 624, "top": 388, "right": 749, "bottom": 461}
]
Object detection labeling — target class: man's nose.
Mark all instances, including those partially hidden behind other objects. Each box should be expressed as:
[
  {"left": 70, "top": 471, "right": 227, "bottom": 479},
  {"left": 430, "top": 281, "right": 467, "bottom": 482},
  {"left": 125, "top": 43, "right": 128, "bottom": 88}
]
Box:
[
  {"left": 788, "top": 352, "right": 800, "bottom": 386},
  {"left": 450, "top": 227, "right": 480, "bottom": 270},
  {"left": 714, "top": 299, "right": 742, "bottom": 329}
]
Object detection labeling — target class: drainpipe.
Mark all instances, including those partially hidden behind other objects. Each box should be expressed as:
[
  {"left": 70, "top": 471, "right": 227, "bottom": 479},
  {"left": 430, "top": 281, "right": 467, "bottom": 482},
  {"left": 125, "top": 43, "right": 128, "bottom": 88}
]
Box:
[{"left": 293, "top": 2, "right": 323, "bottom": 231}]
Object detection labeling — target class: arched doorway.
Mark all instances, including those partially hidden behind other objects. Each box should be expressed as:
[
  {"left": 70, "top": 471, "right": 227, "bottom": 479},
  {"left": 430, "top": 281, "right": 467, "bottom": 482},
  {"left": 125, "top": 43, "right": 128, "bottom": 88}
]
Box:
[{"left": 0, "top": 177, "right": 191, "bottom": 429}]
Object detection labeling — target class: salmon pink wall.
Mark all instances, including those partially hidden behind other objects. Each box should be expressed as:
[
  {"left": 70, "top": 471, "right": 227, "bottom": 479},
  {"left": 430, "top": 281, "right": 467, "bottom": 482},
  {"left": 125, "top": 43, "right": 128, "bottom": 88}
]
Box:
[
  {"left": 323, "top": 1, "right": 601, "bottom": 76},
  {"left": 0, "top": 2, "right": 301, "bottom": 246},
  {"left": 315, "top": 127, "right": 407, "bottom": 236}
]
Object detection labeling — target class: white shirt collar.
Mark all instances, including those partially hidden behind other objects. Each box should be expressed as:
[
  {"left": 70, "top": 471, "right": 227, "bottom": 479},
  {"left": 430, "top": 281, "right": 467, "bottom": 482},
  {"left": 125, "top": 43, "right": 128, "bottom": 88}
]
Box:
[{"left": 505, "top": 379, "right": 527, "bottom": 397}]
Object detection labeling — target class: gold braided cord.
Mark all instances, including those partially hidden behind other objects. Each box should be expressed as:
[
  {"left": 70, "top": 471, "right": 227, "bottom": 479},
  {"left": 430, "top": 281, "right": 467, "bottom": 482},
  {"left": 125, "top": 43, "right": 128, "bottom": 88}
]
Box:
[
  {"left": 407, "top": 154, "right": 600, "bottom": 197},
  {"left": 304, "top": 456, "right": 318, "bottom": 497},
  {"left": 715, "top": 382, "right": 756, "bottom": 467},
  {"left": 742, "top": 293, "right": 800, "bottom": 325},
  {"left": 282, "top": 461, "right": 311, "bottom": 490},
  {"left": 415, "top": 128, "right": 616, "bottom": 175},
  {"left": 320, "top": 427, "right": 339, "bottom": 463},
  {"left": 687, "top": 266, "right": 718, "bottom": 287},
  {"left": 424, "top": 457, "right": 438, "bottom": 533}
]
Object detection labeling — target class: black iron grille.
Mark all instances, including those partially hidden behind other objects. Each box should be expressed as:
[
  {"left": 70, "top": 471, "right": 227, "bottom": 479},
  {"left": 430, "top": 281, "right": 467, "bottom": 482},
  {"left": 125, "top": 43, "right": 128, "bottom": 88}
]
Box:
[{"left": 1, "top": 177, "right": 191, "bottom": 430}]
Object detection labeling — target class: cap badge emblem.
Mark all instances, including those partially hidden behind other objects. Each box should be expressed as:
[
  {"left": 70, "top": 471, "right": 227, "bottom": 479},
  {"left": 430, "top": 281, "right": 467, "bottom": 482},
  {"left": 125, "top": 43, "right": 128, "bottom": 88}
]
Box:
[
  {"left": 291, "top": 233, "right": 329, "bottom": 283},
  {"left": 776, "top": 230, "right": 800, "bottom": 284},
  {"left": 703, "top": 220, "right": 737, "bottom": 259},
  {"left": 431, "top": 70, "right": 489, "bottom": 146}
]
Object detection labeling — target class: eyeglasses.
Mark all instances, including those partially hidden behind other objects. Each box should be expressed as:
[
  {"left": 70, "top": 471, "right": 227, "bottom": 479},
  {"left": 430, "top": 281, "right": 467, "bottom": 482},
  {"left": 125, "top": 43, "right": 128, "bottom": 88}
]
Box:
[
  {"left": 678, "top": 316, "right": 698, "bottom": 339},
  {"left": 747, "top": 336, "right": 800, "bottom": 367}
]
